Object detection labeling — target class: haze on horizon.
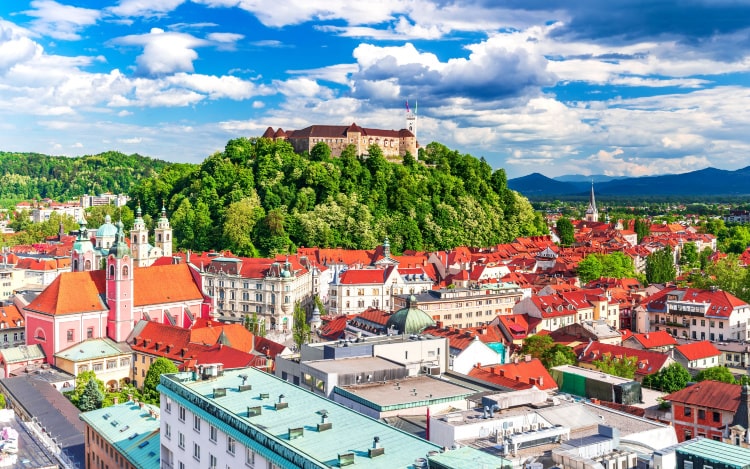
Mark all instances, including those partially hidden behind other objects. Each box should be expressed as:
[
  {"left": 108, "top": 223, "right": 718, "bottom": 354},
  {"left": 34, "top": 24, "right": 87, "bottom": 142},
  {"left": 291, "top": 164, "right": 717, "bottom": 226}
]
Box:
[{"left": 1, "top": 1, "right": 750, "bottom": 179}]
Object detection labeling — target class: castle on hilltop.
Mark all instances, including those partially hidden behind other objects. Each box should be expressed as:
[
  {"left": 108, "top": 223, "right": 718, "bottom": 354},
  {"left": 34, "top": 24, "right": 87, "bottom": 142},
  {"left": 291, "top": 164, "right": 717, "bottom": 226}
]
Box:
[{"left": 262, "top": 122, "right": 418, "bottom": 160}]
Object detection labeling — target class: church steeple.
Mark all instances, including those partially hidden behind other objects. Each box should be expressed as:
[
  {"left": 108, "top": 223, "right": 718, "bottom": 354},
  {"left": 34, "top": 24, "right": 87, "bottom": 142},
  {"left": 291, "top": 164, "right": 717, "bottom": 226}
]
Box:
[
  {"left": 131, "top": 203, "right": 150, "bottom": 267},
  {"left": 154, "top": 203, "right": 172, "bottom": 258},
  {"left": 72, "top": 218, "right": 95, "bottom": 272},
  {"left": 585, "top": 181, "right": 599, "bottom": 222}
]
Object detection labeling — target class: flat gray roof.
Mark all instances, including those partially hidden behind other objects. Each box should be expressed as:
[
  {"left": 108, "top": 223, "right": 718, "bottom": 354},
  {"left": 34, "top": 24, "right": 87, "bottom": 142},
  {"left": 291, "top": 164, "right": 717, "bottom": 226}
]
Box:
[
  {"left": 305, "top": 356, "right": 403, "bottom": 374},
  {"left": 337, "top": 376, "right": 474, "bottom": 407}
]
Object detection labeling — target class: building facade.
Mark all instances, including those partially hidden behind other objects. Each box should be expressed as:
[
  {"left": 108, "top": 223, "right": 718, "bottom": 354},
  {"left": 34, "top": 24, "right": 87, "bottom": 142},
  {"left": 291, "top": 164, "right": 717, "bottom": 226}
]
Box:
[
  {"left": 395, "top": 284, "right": 524, "bottom": 329},
  {"left": 262, "top": 122, "right": 417, "bottom": 161}
]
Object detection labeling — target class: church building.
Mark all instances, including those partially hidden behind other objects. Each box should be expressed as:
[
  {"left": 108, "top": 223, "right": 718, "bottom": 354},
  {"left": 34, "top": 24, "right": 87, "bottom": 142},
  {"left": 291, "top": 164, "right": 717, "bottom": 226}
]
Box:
[{"left": 24, "top": 212, "right": 211, "bottom": 365}]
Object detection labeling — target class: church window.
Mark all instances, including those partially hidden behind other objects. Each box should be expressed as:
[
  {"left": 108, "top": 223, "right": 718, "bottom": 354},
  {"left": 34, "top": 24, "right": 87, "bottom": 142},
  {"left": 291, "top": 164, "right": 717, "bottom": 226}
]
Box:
[
  {"left": 122, "top": 266, "right": 129, "bottom": 277},
  {"left": 167, "top": 234, "right": 170, "bottom": 241},
  {"left": 34, "top": 328, "right": 46, "bottom": 341},
  {"left": 73, "top": 260, "right": 79, "bottom": 270},
  {"left": 67, "top": 329, "right": 74, "bottom": 342},
  {"left": 84, "top": 260, "right": 91, "bottom": 270},
  {"left": 109, "top": 265, "right": 115, "bottom": 277},
  {"left": 158, "top": 234, "right": 162, "bottom": 242},
  {"left": 87, "top": 327, "right": 94, "bottom": 339}
]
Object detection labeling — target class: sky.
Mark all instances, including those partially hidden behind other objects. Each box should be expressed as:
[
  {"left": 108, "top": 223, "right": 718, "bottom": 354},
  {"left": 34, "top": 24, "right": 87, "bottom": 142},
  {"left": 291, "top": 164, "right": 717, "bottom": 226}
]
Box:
[{"left": 1, "top": 1, "right": 750, "bottom": 179}]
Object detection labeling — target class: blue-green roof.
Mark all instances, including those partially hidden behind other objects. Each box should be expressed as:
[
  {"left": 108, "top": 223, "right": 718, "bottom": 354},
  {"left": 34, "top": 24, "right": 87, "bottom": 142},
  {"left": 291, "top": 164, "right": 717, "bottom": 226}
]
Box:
[
  {"left": 159, "top": 367, "right": 442, "bottom": 469},
  {"left": 677, "top": 438, "right": 750, "bottom": 469},
  {"left": 428, "top": 446, "right": 511, "bottom": 469},
  {"left": 55, "top": 337, "right": 129, "bottom": 362},
  {"left": 79, "top": 401, "right": 161, "bottom": 469}
]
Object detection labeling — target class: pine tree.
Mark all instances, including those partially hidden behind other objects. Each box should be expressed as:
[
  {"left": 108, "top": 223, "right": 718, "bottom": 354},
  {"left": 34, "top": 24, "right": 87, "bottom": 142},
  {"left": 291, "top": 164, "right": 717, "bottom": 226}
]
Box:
[{"left": 79, "top": 378, "right": 104, "bottom": 412}]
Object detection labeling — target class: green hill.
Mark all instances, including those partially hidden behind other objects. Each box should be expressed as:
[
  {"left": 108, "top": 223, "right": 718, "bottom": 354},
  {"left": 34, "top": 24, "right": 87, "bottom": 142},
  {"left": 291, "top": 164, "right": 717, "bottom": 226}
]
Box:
[
  {"left": 0, "top": 151, "right": 172, "bottom": 202},
  {"left": 130, "top": 138, "right": 547, "bottom": 256}
]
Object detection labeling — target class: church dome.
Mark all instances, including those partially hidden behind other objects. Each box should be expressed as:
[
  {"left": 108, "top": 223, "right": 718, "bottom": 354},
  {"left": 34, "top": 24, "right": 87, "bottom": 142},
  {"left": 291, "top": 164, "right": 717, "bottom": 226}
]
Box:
[
  {"left": 386, "top": 295, "right": 435, "bottom": 335},
  {"left": 96, "top": 214, "right": 117, "bottom": 238}
]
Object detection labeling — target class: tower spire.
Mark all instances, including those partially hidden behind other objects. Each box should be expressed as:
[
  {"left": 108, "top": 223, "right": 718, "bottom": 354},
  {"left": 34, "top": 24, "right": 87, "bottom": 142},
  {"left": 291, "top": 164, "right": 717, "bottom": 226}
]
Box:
[{"left": 585, "top": 180, "right": 599, "bottom": 222}]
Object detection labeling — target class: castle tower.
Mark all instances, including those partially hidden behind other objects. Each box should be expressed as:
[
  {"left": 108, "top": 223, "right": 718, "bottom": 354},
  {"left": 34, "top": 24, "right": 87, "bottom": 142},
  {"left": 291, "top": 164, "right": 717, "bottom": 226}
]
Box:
[
  {"left": 130, "top": 204, "right": 150, "bottom": 267},
  {"left": 406, "top": 99, "right": 417, "bottom": 141},
  {"left": 585, "top": 182, "right": 599, "bottom": 222},
  {"left": 106, "top": 220, "right": 134, "bottom": 342},
  {"left": 154, "top": 204, "right": 173, "bottom": 258},
  {"left": 71, "top": 218, "right": 96, "bottom": 272}
]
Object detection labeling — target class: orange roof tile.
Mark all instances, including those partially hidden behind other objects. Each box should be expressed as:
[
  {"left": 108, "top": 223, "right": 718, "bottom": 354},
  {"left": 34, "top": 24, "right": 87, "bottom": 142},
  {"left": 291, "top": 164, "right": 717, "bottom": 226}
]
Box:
[
  {"left": 25, "top": 270, "right": 107, "bottom": 315},
  {"left": 134, "top": 263, "right": 203, "bottom": 306},
  {"left": 469, "top": 359, "right": 557, "bottom": 391},
  {"left": 664, "top": 380, "right": 740, "bottom": 413},
  {"left": 675, "top": 341, "right": 721, "bottom": 361}
]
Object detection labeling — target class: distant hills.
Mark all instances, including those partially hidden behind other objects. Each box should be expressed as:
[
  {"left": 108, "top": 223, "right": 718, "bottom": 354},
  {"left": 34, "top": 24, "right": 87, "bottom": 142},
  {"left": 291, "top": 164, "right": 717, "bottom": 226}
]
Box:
[{"left": 509, "top": 167, "right": 750, "bottom": 198}]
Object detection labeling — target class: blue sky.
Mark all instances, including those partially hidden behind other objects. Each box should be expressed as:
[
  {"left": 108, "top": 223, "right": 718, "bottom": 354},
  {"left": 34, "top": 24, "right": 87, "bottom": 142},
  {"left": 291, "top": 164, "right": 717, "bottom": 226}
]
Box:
[{"left": 1, "top": 1, "right": 750, "bottom": 178}]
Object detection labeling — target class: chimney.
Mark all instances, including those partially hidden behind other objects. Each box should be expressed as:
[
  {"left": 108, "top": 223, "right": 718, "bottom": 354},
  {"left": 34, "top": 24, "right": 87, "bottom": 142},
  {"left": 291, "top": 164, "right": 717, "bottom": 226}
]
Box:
[
  {"left": 539, "top": 376, "right": 544, "bottom": 387},
  {"left": 498, "top": 369, "right": 505, "bottom": 377},
  {"left": 489, "top": 367, "right": 496, "bottom": 375},
  {"left": 525, "top": 354, "right": 532, "bottom": 362}
]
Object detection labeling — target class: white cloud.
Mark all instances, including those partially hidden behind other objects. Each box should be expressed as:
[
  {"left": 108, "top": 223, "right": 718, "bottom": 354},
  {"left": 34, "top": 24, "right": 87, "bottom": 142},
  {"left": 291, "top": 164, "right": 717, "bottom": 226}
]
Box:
[
  {"left": 24, "top": 0, "right": 101, "bottom": 40},
  {"left": 118, "top": 137, "right": 143, "bottom": 144},
  {"left": 207, "top": 32, "right": 243, "bottom": 43},
  {"left": 109, "top": 0, "right": 186, "bottom": 18},
  {"left": 117, "top": 28, "right": 207, "bottom": 76},
  {"left": 167, "top": 73, "right": 271, "bottom": 100},
  {"left": 0, "top": 21, "right": 41, "bottom": 72}
]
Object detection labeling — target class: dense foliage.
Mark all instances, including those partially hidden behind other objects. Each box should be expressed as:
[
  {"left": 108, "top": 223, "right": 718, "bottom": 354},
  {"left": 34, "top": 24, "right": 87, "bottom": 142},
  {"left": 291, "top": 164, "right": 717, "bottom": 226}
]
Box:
[
  {"left": 694, "top": 366, "right": 736, "bottom": 384},
  {"left": 642, "top": 362, "right": 691, "bottom": 393},
  {"left": 0, "top": 151, "right": 170, "bottom": 202},
  {"left": 576, "top": 252, "right": 638, "bottom": 284},
  {"left": 520, "top": 335, "right": 576, "bottom": 369},
  {"left": 593, "top": 354, "right": 637, "bottom": 379},
  {"left": 130, "top": 139, "right": 546, "bottom": 255},
  {"left": 645, "top": 247, "right": 677, "bottom": 284},
  {"left": 143, "top": 357, "right": 179, "bottom": 403}
]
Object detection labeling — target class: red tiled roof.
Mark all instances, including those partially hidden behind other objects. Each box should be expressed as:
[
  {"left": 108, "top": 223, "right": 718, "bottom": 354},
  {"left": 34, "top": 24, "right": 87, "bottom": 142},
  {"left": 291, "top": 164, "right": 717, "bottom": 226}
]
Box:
[
  {"left": 338, "top": 268, "right": 389, "bottom": 285},
  {"left": 627, "top": 331, "right": 677, "bottom": 348},
  {"left": 578, "top": 342, "right": 670, "bottom": 376},
  {"left": 25, "top": 271, "right": 107, "bottom": 315},
  {"left": 422, "top": 327, "right": 482, "bottom": 351},
  {"left": 189, "top": 344, "right": 260, "bottom": 370},
  {"left": 675, "top": 341, "right": 721, "bottom": 361},
  {"left": 468, "top": 359, "right": 557, "bottom": 391},
  {"left": 645, "top": 287, "right": 748, "bottom": 317},
  {"left": 664, "top": 380, "right": 741, "bottom": 413},
  {"left": 354, "top": 308, "right": 391, "bottom": 326},
  {"left": 134, "top": 263, "right": 204, "bottom": 306},
  {"left": 0, "top": 304, "right": 23, "bottom": 328}
]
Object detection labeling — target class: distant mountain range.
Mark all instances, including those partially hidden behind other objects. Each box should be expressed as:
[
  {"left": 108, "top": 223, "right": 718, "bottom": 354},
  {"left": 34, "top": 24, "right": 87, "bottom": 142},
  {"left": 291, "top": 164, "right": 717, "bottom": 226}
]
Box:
[{"left": 508, "top": 167, "right": 750, "bottom": 198}]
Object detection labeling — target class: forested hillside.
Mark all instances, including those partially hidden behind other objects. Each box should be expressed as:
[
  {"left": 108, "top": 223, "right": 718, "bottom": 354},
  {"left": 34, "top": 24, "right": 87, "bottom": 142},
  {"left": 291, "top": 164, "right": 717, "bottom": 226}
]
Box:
[
  {"left": 130, "top": 138, "right": 546, "bottom": 256},
  {"left": 0, "top": 151, "right": 171, "bottom": 201}
]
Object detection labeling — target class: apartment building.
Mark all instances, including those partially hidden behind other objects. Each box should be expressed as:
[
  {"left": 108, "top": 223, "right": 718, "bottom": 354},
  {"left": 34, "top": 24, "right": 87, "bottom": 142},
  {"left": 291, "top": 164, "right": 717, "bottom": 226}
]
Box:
[{"left": 394, "top": 283, "right": 524, "bottom": 329}]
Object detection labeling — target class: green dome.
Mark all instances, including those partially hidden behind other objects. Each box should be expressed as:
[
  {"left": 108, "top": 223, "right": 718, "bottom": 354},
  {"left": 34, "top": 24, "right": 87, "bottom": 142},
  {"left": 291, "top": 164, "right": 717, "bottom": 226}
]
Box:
[
  {"left": 96, "top": 214, "right": 117, "bottom": 238},
  {"left": 386, "top": 295, "right": 435, "bottom": 335},
  {"left": 108, "top": 220, "right": 131, "bottom": 258}
]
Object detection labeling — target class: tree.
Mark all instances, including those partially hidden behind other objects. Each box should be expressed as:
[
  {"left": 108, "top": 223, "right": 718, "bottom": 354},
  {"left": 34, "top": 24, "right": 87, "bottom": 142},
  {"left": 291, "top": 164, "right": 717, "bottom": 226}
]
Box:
[
  {"left": 310, "top": 142, "right": 331, "bottom": 161},
  {"left": 222, "top": 193, "right": 265, "bottom": 256},
  {"left": 520, "top": 335, "right": 554, "bottom": 362},
  {"left": 645, "top": 247, "right": 676, "bottom": 284},
  {"left": 634, "top": 218, "right": 650, "bottom": 243},
  {"left": 143, "top": 358, "right": 179, "bottom": 403},
  {"left": 694, "top": 366, "right": 736, "bottom": 384},
  {"left": 577, "top": 255, "right": 604, "bottom": 284},
  {"left": 642, "top": 362, "right": 691, "bottom": 393},
  {"left": 292, "top": 301, "right": 310, "bottom": 352},
  {"left": 679, "top": 242, "right": 698, "bottom": 267},
  {"left": 691, "top": 254, "right": 750, "bottom": 303},
  {"left": 593, "top": 354, "right": 637, "bottom": 379},
  {"left": 66, "top": 370, "right": 106, "bottom": 408},
  {"left": 79, "top": 377, "right": 104, "bottom": 412},
  {"left": 556, "top": 218, "right": 575, "bottom": 246},
  {"left": 542, "top": 344, "right": 577, "bottom": 369}
]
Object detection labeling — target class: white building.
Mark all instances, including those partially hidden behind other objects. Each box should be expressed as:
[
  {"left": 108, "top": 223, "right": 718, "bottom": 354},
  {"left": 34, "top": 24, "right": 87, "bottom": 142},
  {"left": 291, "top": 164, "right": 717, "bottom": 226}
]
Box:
[{"left": 159, "top": 365, "right": 443, "bottom": 469}]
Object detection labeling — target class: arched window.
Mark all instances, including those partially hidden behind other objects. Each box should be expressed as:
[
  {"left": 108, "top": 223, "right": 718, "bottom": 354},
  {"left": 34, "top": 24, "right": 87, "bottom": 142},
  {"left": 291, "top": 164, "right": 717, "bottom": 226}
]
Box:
[
  {"left": 84, "top": 260, "right": 91, "bottom": 270},
  {"left": 158, "top": 234, "right": 162, "bottom": 242},
  {"left": 34, "top": 328, "right": 46, "bottom": 342},
  {"left": 73, "top": 259, "right": 79, "bottom": 271},
  {"left": 122, "top": 265, "right": 129, "bottom": 277},
  {"left": 167, "top": 234, "right": 170, "bottom": 241},
  {"left": 109, "top": 265, "right": 115, "bottom": 277}
]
